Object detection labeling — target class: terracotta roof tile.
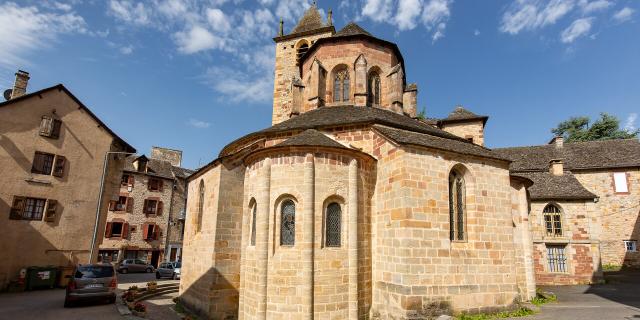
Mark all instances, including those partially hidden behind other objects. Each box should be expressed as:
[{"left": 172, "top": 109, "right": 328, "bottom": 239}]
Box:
[{"left": 275, "top": 129, "right": 347, "bottom": 149}]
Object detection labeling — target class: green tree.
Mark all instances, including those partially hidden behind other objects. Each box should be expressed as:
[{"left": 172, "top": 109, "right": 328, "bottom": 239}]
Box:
[{"left": 552, "top": 113, "right": 638, "bottom": 142}]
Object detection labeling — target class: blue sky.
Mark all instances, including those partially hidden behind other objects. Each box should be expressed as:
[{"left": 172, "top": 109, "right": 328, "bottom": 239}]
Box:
[{"left": 1, "top": 0, "right": 638, "bottom": 169}]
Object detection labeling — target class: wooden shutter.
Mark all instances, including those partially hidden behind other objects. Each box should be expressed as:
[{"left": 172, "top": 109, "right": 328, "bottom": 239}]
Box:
[
  {"left": 31, "top": 152, "right": 45, "bottom": 174},
  {"left": 157, "top": 201, "right": 163, "bottom": 215},
  {"left": 9, "top": 196, "right": 26, "bottom": 220},
  {"left": 105, "top": 222, "right": 113, "bottom": 238},
  {"left": 126, "top": 197, "right": 134, "bottom": 213},
  {"left": 128, "top": 175, "right": 135, "bottom": 187},
  {"left": 142, "top": 223, "right": 149, "bottom": 240},
  {"left": 44, "top": 199, "right": 58, "bottom": 222},
  {"left": 39, "top": 116, "right": 53, "bottom": 136},
  {"left": 122, "top": 223, "right": 129, "bottom": 239},
  {"left": 158, "top": 180, "right": 164, "bottom": 192},
  {"left": 51, "top": 119, "right": 62, "bottom": 139},
  {"left": 143, "top": 199, "right": 149, "bottom": 214},
  {"left": 108, "top": 200, "right": 116, "bottom": 211},
  {"left": 52, "top": 155, "right": 66, "bottom": 177},
  {"left": 153, "top": 225, "right": 159, "bottom": 240}
]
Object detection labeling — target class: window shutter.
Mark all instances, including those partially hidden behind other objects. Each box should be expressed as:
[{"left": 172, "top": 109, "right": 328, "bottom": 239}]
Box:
[
  {"left": 159, "top": 180, "right": 164, "bottom": 192},
  {"left": 143, "top": 199, "right": 149, "bottom": 214},
  {"left": 126, "top": 197, "right": 134, "bottom": 213},
  {"left": 142, "top": 223, "right": 149, "bottom": 240},
  {"left": 157, "top": 201, "right": 163, "bottom": 215},
  {"left": 147, "top": 179, "right": 153, "bottom": 191},
  {"left": 51, "top": 119, "right": 62, "bottom": 139},
  {"left": 52, "top": 155, "right": 66, "bottom": 177},
  {"left": 122, "top": 223, "right": 129, "bottom": 239},
  {"left": 31, "top": 152, "right": 44, "bottom": 174},
  {"left": 128, "top": 175, "right": 135, "bottom": 187},
  {"left": 108, "top": 200, "right": 116, "bottom": 211},
  {"left": 105, "top": 222, "right": 113, "bottom": 238},
  {"left": 39, "top": 116, "right": 53, "bottom": 136},
  {"left": 153, "top": 225, "right": 159, "bottom": 240},
  {"left": 9, "top": 196, "right": 26, "bottom": 220},
  {"left": 44, "top": 199, "right": 58, "bottom": 222}
]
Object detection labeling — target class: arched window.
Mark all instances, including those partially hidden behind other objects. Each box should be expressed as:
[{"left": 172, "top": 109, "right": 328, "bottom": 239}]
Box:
[
  {"left": 325, "top": 202, "right": 341, "bottom": 247},
  {"left": 543, "top": 204, "right": 562, "bottom": 237},
  {"left": 197, "top": 180, "right": 204, "bottom": 233},
  {"left": 280, "top": 200, "right": 295, "bottom": 245},
  {"left": 368, "top": 72, "right": 381, "bottom": 106},
  {"left": 296, "top": 42, "right": 309, "bottom": 63},
  {"left": 250, "top": 203, "right": 257, "bottom": 246},
  {"left": 333, "top": 69, "right": 350, "bottom": 102},
  {"left": 449, "top": 170, "right": 466, "bottom": 241}
]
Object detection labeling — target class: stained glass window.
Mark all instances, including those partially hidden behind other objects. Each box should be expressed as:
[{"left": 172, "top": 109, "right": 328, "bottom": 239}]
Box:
[
  {"left": 280, "top": 200, "right": 295, "bottom": 246},
  {"left": 334, "top": 69, "right": 350, "bottom": 102},
  {"left": 449, "top": 170, "right": 466, "bottom": 241},
  {"left": 325, "top": 203, "right": 341, "bottom": 247},
  {"left": 250, "top": 204, "right": 257, "bottom": 246}
]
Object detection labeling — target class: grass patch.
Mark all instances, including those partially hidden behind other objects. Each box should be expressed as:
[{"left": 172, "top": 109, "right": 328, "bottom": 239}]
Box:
[
  {"left": 457, "top": 307, "right": 535, "bottom": 320},
  {"left": 531, "top": 289, "right": 557, "bottom": 306},
  {"left": 602, "top": 264, "right": 622, "bottom": 272}
]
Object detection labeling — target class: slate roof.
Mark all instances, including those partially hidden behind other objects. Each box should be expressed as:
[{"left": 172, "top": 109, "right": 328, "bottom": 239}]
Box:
[
  {"left": 494, "top": 139, "right": 640, "bottom": 171},
  {"left": 275, "top": 129, "right": 347, "bottom": 149},
  {"left": 124, "top": 155, "right": 193, "bottom": 180},
  {"left": 220, "top": 106, "right": 482, "bottom": 157},
  {"left": 0, "top": 84, "right": 135, "bottom": 152},
  {"left": 291, "top": 5, "right": 327, "bottom": 33},
  {"left": 373, "top": 125, "right": 509, "bottom": 161},
  {"left": 513, "top": 171, "right": 597, "bottom": 200},
  {"left": 439, "top": 106, "right": 488, "bottom": 125},
  {"left": 333, "top": 22, "right": 372, "bottom": 37}
]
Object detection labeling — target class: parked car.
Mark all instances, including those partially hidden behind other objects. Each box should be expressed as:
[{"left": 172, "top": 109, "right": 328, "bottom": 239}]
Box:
[
  {"left": 64, "top": 264, "right": 117, "bottom": 307},
  {"left": 117, "top": 259, "right": 155, "bottom": 274},
  {"left": 156, "top": 261, "right": 181, "bottom": 279}
]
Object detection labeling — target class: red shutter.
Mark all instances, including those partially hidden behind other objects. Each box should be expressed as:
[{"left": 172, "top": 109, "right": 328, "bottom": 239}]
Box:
[
  {"left": 153, "top": 225, "right": 159, "bottom": 240},
  {"left": 9, "top": 196, "right": 26, "bottom": 220},
  {"left": 44, "top": 199, "right": 58, "bottom": 222},
  {"left": 105, "top": 222, "right": 113, "bottom": 238},
  {"left": 122, "top": 223, "right": 129, "bottom": 239},
  {"left": 157, "top": 201, "right": 163, "bottom": 215},
  {"left": 142, "top": 223, "right": 149, "bottom": 240},
  {"left": 126, "top": 198, "right": 134, "bottom": 213},
  {"left": 52, "top": 155, "right": 66, "bottom": 177}
]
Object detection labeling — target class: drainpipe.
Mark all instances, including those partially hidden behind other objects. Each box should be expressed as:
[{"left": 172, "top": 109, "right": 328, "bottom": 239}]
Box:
[
  {"left": 90, "top": 151, "right": 135, "bottom": 263},
  {"left": 164, "top": 179, "right": 177, "bottom": 262}
]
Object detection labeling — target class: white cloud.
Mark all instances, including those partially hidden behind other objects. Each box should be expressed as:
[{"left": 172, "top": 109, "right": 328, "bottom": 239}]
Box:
[
  {"left": 362, "top": 0, "right": 394, "bottom": 22},
  {"left": 613, "top": 7, "right": 634, "bottom": 23},
  {"left": 474, "top": 29, "right": 480, "bottom": 36},
  {"left": 394, "top": 0, "right": 423, "bottom": 31},
  {"left": 422, "top": 0, "right": 451, "bottom": 28},
  {"left": 276, "top": 0, "right": 312, "bottom": 24},
  {"left": 108, "top": 0, "right": 151, "bottom": 26},
  {"left": 0, "top": 2, "right": 87, "bottom": 69},
  {"left": 500, "top": 0, "right": 574, "bottom": 35},
  {"left": 187, "top": 118, "right": 211, "bottom": 129},
  {"left": 174, "top": 25, "right": 224, "bottom": 54},
  {"left": 560, "top": 17, "right": 593, "bottom": 43},
  {"left": 578, "top": 0, "right": 611, "bottom": 14},
  {"left": 206, "top": 8, "right": 231, "bottom": 33},
  {"left": 204, "top": 65, "right": 274, "bottom": 103},
  {"left": 120, "top": 45, "right": 134, "bottom": 55},
  {"left": 625, "top": 113, "right": 638, "bottom": 132}
]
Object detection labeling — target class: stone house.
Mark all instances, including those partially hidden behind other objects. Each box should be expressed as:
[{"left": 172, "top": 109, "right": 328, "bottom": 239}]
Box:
[
  {"left": 178, "top": 5, "right": 536, "bottom": 319},
  {"left": 495, "top": 137, "right": 640, "bottom": 285},
  {"left": 97, "top": 147, "right": 192, "bottom": 267},
  {"left": 0, "top": 71, "right": 135, "bottom": 288}
]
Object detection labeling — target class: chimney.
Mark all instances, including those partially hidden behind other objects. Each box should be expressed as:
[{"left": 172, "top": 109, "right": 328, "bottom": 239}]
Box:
[
  {"left": 549, "top": 136, "right": 564, "bottom": 148},
  {"left": 10, "top": 70, "right": 30, "bottom": 99},
  {"left": 549, "top": 159, "right": 564, "bottom": 176},
  {"left": 150, "top": 147, "right": 183, "bottom": 167}
]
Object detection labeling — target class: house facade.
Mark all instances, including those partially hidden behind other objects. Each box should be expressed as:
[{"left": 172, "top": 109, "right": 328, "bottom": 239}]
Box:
[
  {"left": 0, "top": 71, "right": 135, "bottom": 288},
  {"left": 495, "top": 137, "right": 640, "bottom": 285},
  {"left": 178, "top": 6, "right": 536, "bottom": 319},
  {"left": 97, "top": 147, "right": 191, "bottom": 267}
]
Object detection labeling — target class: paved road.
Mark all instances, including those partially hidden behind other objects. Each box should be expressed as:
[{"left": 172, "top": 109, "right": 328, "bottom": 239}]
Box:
[
  {"left": 520, "top": 272, "right": 640, "bottom": 320},
  {"left": 0, "top": 272, "right": 178, "bottom": 320}
]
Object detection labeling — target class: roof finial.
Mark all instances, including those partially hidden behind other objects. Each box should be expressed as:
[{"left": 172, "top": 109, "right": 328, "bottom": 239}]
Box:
[
  {"left": 278, "top": 18, "right": 284, "bottom": 36},
  {"left": 327, "top": 9, "right": 332, "bottom": 26}
]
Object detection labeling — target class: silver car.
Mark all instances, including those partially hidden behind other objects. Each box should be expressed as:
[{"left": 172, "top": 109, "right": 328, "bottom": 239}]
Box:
[
  {"left": 117, "top": 259, "right": 154, "bottom": 274},
  {"left": 64, "top": 264, "right": 117, "bottom": 307},
  {"left": 156, "top": 261, "right": 181, "bottom": 279}
]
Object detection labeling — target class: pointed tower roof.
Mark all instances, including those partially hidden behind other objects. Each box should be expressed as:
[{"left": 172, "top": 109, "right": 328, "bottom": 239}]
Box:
[
  {"left": 291, "top": 5, "right": 327, "bottom": 34},
  {"left": 334, "top": 22, "right": 372, "bottom": 37}
]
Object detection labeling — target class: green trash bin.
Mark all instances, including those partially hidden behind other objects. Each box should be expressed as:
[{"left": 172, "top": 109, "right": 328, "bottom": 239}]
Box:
[{"left": 25, "top": 266, "right": 58, "bottom": 290}]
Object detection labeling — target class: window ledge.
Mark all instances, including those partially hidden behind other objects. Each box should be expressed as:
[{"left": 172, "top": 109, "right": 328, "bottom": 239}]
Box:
[{"left": 24, "top": 177, "right": 52, "bottom": 185}]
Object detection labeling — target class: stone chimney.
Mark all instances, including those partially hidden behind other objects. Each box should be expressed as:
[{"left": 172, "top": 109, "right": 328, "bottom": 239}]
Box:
[
  {"left": 549, "top": 159, "right": 564, "bottom": 176},
  {"left": 549, "top": 136, "right": 564, "bottom": 148},
  {"left": 150, "top": 147, "right": 183, "bottom": 167},
  {"left": 403, "top": 83, "right": 418, "bottom": 118},
  {"left": 10, "top": 70, "right": 30, "bottom": 99}
]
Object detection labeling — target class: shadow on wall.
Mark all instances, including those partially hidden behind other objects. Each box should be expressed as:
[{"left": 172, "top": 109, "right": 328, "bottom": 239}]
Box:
[
  {"left": 585, "top": 213, "right": 640, "bottom": 311},
  {"left": 177, "top": 267, "right": 239, "bottom": 320}
]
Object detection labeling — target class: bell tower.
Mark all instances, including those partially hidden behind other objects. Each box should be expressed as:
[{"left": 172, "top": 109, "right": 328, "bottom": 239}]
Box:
[{"left": 272, "top": 4, "right": 335, "bottom": 125}]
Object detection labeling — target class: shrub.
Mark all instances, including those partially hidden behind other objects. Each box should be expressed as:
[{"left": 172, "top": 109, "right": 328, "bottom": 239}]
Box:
[
  {"left": 128, "top": 285, "right": 138, "bottom": 291},
  {"left": 602, "top": 264, "right": 622, "bottom": 272},
  {"left": 133, "top": 302, "right": 147, "bottom": 312}
]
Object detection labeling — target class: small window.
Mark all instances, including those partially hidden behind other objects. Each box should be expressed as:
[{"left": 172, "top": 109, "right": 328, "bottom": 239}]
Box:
[
  {"left": 333, "top": 69, "right": 350, "bottom": 102},
  {"left": 144, "top": 224, "right": 158, "bottom": 240},
  {"left": 39, "top": 116, "right": 62, "bottom": 139},
  {"left": 9, "top": 197, "right": 46, "bottom": 220},
  {"left": 624, "top": 240, "right": 637, "bottom": 252},
  {"left": 613, "top": 172, "right": 629, "bottom": 193},
  {"left": 197, "top": 180, "right": 205, "bottom": 232},
  {"left": 449, "top": 169, "right": 466, "bottom": 241},
  {"left": 547, "top": 245, "right": 567, "bottom": 273},
  {"left": 121, "top": 174, "right": 134, "bottom": 186},
  {"left": 296, "top": 42, "right": 309, "bottom": 62},
  {"left": 148, "top": 178, "right": 163, "bottom": 191},
  {"left": 280, "top": 200, "right": 295, "bottom": 246},
  {"left": 367, "top": 72, "right": 381, "bottom": 106},
  {"left": 250, "top": 204, "right": 257, "bottom": 246},
  {"left": 31, "top": 152, "right": 54, "bottom": 175},
  {"left": 325, "top": 202, "right": 341, "bottom": 247},
  {"left": 111, "top": 222, "right": 123, "bottom": 237},
  {"left": 543, "top": 204, "right": 563, "bottom": 237},
  {"left": 144, "top": 199, "right": 161, "bottom": 215}
]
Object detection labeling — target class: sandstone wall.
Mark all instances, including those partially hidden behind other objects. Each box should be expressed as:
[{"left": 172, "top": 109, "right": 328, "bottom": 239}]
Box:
[{"left": 440, "top": 121, "right": 485, "bottom": 146}]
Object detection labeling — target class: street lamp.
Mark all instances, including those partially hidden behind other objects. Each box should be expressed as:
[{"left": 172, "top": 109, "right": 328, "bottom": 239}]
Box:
[{"left": 89, "top": 151, "right": 136, "bottom": 262}]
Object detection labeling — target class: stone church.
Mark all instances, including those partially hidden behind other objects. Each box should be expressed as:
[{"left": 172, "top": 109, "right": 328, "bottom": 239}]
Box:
[{"left": 179, "top": 5, "right": 537, "bottom": 319}]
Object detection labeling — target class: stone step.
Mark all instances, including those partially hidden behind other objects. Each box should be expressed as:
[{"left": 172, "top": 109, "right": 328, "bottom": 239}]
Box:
[{"left": 134, "top": 288, "right": 179, "bottom": 303}]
